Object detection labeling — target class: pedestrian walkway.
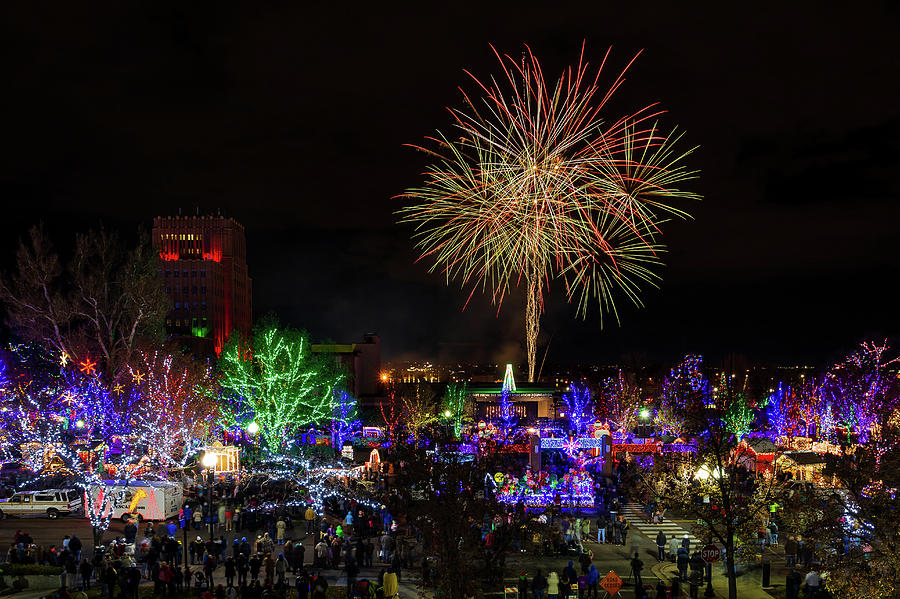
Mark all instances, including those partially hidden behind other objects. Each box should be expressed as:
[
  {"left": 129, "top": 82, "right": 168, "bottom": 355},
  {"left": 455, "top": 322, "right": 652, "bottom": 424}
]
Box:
[{"left": 619, "top": 503, "right": 703, "bottom": 551}]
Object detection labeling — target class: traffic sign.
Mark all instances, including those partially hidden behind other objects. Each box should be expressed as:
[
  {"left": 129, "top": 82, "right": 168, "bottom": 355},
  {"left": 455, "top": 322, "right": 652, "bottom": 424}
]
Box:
[
  {"left": 600, "top": 571, "right": 623, "bottom": 596},
  {"left": 701, "top": 544, "right": 721, "bottom": 563}
]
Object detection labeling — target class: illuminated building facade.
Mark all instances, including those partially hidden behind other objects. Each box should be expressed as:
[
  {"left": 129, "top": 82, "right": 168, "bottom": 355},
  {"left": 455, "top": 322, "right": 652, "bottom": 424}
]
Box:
[{"left": 152, "top": 215, "right": 252, "bottom": 355}]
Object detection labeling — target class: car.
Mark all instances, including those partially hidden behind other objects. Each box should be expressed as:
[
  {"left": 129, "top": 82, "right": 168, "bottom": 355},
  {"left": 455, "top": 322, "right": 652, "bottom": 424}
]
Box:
[{"left": 0, "top": 489, "right": 83, "bottom": 519}]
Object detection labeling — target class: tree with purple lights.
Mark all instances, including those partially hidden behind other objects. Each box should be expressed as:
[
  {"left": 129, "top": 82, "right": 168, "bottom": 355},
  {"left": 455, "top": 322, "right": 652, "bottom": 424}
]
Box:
[
  {"left": 562, "top": 384, "right": 593, "bottom": 436},
  {"left": 784, "top": 343, "right": 900, "bottom": 598},
  {"left": 821, "top": 341, "right": 900, "bottom": 444},
  {"left": 658, "top": 354, "right": 707, "bottom": 436}
]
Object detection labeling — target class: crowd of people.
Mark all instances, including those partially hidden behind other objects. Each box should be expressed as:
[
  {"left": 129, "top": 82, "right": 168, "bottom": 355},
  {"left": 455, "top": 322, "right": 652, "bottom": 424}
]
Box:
[{"left": 3, "top": 486, "right": 411, "bottom": 599}]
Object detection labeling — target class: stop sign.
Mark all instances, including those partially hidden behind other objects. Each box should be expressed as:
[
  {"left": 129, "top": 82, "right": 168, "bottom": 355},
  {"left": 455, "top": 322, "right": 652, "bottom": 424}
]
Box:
[{"left": 701, "top": 544, "right": 721, "bottom": 563}]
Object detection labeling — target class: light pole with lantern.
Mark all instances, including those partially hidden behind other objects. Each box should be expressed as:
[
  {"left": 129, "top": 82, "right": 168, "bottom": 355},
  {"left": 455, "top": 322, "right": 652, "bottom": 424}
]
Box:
[
  {"left": 245, "top": 421, "right": 260, "bottom": 464},
  {"left": 201, "top": 451, "right": 217, "bottom": 541}
]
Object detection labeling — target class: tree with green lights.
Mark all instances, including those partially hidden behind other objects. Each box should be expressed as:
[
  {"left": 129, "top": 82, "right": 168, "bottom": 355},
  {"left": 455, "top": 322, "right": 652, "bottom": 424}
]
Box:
[
  {"left": 218, "top": 320, "right": 345, "bottom": 451},
  {"left": 444, "top": 382, "right": 469, "bottom": 438}
]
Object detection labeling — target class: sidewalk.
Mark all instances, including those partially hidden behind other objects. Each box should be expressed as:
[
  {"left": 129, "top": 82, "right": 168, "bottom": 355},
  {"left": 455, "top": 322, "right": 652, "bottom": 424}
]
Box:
[{"left": 649, "top": 560, "right": 776, "bottom": 599}]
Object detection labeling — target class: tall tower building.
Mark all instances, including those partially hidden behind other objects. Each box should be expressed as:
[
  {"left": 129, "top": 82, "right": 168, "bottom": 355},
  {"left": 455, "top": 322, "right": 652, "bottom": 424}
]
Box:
[{"left": 151, "top": 215, "right": 252, "bottom": 355}]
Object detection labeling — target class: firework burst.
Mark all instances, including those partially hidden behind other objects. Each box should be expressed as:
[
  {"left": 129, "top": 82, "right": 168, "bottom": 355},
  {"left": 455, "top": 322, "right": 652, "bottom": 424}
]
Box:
[{"left": 398, "top": 43, "right": 700, "bottom": 380}]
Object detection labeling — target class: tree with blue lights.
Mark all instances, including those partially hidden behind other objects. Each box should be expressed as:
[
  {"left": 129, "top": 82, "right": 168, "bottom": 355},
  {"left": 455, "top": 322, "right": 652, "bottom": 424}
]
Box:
[
  {"left": 562, "top": 384, "right": 592, "bottom": 436},
  {"left": 329, "top": 389, "right": 360, "bottom": 451}
]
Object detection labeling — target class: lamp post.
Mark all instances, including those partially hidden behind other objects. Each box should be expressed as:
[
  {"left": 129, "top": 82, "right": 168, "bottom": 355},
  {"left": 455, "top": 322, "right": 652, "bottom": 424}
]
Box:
[
  {"left": 695, "top": 465, "right": 719, "bottom": 598},
  {"left": 201, "top": 452, "right": 217, "bottom": 542},
  {"left": 246, "top": 422, "right": 260, "bottom": 464}
]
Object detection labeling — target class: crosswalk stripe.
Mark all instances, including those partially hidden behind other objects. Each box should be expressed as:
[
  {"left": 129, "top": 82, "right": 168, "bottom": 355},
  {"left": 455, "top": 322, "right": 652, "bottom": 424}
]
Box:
[{"left": 618, "top": 503, "right": 703, "bottom": 547}]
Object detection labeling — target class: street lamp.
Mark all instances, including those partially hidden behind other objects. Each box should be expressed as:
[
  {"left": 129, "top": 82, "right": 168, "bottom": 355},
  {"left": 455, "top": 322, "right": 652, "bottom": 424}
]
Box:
[
  {"left": 443, "top": 409, "right": 452, "bottom": 418},
  {"left": 201, "top": 452, "right": 217, "bottom": 541},
  {"left": 245, "top": 422, "right": 260, "bottom": 464}
]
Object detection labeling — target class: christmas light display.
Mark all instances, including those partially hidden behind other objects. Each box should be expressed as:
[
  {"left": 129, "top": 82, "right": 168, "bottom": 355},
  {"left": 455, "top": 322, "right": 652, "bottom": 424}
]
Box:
[
  {"left": 766, "top": 383, "right": 803, "bottom": 439},
  {"left": 444, "top": 382, "right": 468, "bottom": 438},
  {"left": 822, "top": 341, "right": 900, "bottom": 444},
  {"left": 129, "top": 351, "right": 219, "bottom": 469},
  {"left": 502, "top": 364, "right": 516, "bottom": 394},
  {"left": 398, "top": 44, "right": 701, "bottom": 382},
  {"left": 498, "top": 388, "right": 517, "bottom": 436},
  {"left": 561, "top": 384, "right": 593, "bottom": 436},
  {"left": 329, "top": 390, "right": 360, "bottom": 450},
  {"left": 496, "top": 469, "right": 594, "bottom": 508},
  {"left": 659, "top": 354, "right": 707, "bottom": 436},
  {"left": 597, "top": 370, "right": 643, "bottom": 433},
  {"left": 380, "top": 385, "right": 403, "bottom": 444},
  {"left": 717, "top": 373, "right": 756, "bottom": 441},
  {"left": 218, "top": 323, "right": 344, "bottom": 450}
]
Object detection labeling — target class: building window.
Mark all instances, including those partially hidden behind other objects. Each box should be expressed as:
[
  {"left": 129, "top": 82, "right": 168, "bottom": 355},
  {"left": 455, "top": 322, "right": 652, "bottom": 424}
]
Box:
[
  {"left": 191, "top": 270, "right": 197, "bottom": 277},
  {"left": 175, "top": 302, "right": 181, "bottom": 309},
  {"left": 174, "top": 271, "right": 179, "bottom": 278},
  {"left": 193, "top": 302, "right": 199, "bottom": 310},
  {"left": 183, "top": 286, "right": 188, "bottom": 295},
  {"left": 201, "top": 286, "right": 207, "bottom": 294},
  {"left": 166, "top": 287, "right": 171, "bottom": 294},
  {"left": 165, "top": 270, "right": 170, "bottom": 277},
  {"left": 192, "top": 286, "right": 197, "bottom": 295},
  {"left": 201, "top": 302, "right": 207, "bottom": 311},
  {"left": 200, "top": 270, "right": 206, "bottom": 278},
  {"left": 166, "top": 319, "right": 172, "bottom": 327},
  {"left": 183, "top": 271, "right": 188, "bottom": 278}
]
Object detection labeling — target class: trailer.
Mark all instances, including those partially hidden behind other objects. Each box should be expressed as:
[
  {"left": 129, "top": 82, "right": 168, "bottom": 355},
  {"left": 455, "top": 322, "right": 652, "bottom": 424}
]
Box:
[{"left": 88, "top": 480, "right": 183, "bottom": 522}]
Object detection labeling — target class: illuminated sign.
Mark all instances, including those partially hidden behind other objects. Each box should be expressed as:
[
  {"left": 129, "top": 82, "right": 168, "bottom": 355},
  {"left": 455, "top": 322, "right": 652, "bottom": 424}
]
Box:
[{"left": 540, "top": 437, "right": 608, "bottom": 450}]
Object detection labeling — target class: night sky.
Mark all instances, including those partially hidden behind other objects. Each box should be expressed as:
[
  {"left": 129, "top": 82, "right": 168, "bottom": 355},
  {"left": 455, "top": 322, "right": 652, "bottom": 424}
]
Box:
[{"left": 2, "top": 2, "right": 899, "bottom": 368}]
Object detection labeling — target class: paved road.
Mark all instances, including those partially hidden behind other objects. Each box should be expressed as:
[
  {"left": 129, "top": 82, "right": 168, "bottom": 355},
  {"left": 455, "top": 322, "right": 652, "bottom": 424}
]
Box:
[{"left": 0, "top": 516, "right": 126, "bottom": 554}]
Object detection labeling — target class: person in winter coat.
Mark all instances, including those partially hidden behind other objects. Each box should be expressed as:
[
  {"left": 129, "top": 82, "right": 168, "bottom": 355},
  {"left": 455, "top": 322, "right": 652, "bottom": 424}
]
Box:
[
  {"left": 382, "top": 570, "right": 398, "bottom": 599},
  {"left": 224, "top": 557, "right": 236, "bottom": 587},
  {"left": 655, "top": 580, "right": 667, "bottom": 599},
  {"left": 668, "top": 535, "right": 679, "bottom": 562},
  {"left": 562, "top": 561, "right": 577, "bottom": 588},
  {"left": 305, "top": 507, "right": 317, "bottom": 534},
  {"left": 518, "top": 571, "right": 529, "bottom": 599},
  {"left": 629, "top": 554, "right": 643, "bottom": 591},
  {"left": 531, "top": 569, "right": 547, "bottom": 599},
  {"left": 656, "top": 531, "right": 667, "bottom": 562},
  {"left": 595, "top": 517, "right": 606, "bottom": 544},
  {"left": 585, "top": 565, "right": 600, "bottom": 599},
  {"left": 79, "top": 558, "right": 94, "bottom": 590},
  {"left": 578, "top": 550, "right": 592, "bottom": 574},
  {"left": 277, "top": 519, "right": 287, "bottom": 544},
  {"left": 676, "top": 547, "right": 689, "bottom": 582},
  {"left": 547, "top": 571, "right": 560, "bottom": 599},
  {"left": 264, "top": 554, "right": 275, "bottom": 582},
  {"left": 275, "top": 554, "right": 288, "bottom": 586}
]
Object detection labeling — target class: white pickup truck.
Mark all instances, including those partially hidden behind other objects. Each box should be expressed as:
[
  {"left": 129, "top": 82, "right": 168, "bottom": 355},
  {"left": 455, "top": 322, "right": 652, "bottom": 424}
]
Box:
[{"left": 0, "top": 489, "right": 83, "bottom": 519}]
